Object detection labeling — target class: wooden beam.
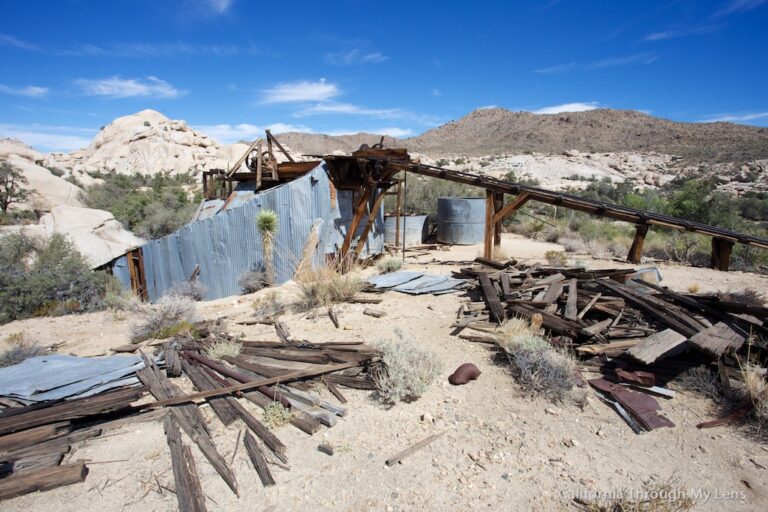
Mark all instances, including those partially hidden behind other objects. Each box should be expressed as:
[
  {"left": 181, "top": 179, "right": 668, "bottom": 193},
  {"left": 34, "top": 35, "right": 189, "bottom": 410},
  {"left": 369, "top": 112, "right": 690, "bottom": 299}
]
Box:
[
  {"left": 710, "top": 238, "right": 734, "bottom": 271},
  {"left": 0, "top": 462, "right": 88, "bottom": 500},
  {"left": 340, "top": 185, "right": 373, "bottom": 258},
  {"left": 484, "top": 190, "right": 495, "bottom": 259},
  {"left": 493, "top": 192, "right": 503, "bottom": 247},
  {"left": 266, "top": 129, "right": 295, "bottom": 163},
  {"left": 627, "top": 224, "right": 649, "bottom": 264},
  {"left": 492, "top": 192, "right": 531, "bottom": 225},
  {"left": 353, "top": 186, "right": 390, "bottom": 259}
]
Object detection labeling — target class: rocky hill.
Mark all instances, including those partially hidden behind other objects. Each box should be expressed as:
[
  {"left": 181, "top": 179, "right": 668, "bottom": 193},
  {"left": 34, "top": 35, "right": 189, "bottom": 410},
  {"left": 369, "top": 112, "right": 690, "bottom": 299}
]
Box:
[
  {"left": 275, "top": 132, "right": 401, "bottom": 156},
  {"left": 280, "top": 108, "right": 768, "bottom": 163}
]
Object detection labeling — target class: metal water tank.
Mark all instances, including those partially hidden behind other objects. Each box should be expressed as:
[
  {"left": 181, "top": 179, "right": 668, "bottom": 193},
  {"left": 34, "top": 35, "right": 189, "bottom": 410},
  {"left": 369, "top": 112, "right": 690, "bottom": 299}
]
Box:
[
  {"left": 384, "top": 215, "right": 429, "bottom": 247},
  {"left": 436, "top": 197, "right": 485, "bottom": 244}
]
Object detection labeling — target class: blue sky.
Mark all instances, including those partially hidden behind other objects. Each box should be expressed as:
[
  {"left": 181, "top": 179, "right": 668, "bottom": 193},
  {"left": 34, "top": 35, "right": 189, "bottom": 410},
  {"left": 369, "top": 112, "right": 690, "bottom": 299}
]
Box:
[{"left": 1, "top": 0, "right": 767, "bottom": 151}]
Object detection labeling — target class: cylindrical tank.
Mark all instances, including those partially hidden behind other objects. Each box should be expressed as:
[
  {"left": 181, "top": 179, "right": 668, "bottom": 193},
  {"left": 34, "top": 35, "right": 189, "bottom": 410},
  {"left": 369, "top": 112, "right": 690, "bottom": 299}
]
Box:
[
  {"left": 437, "top": 197, "right": 485, "bottom": 244},
  {"left": 384, "top": 215, "right": 428, "bottom": 247}
]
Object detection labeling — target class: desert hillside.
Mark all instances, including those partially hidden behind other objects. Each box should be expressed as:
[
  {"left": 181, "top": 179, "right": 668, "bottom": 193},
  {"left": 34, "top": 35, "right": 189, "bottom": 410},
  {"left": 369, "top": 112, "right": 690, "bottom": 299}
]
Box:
[{"left": 280, "top": 108, "right": 768, "bottom": 163}]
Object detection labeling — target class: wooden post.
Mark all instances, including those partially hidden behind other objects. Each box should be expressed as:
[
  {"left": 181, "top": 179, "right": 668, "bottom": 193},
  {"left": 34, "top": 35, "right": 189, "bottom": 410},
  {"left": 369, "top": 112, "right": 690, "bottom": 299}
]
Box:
[
  {"left": 395, "top": 179, "right": 402, "bottom": 248},
  {"left": 340, "top": 186, "right": 373, "bottom": 258},
  {"left": 484, "top": 190, "right": 495, "bottom": 260},
  {"left": 255, "top": 139, "right": 263, "bottom": 191},
  {"left": 493, "top": 192, "right": 503, "bottom": 248},
  {"left": 353, "top": 187, "right": 390, "bottom": 259},
  {"left": 710, "top": 238, "right": 734, "bottom": 271},
  {"left": 627, "top": 224, "right": 649, "bottom": 264}
]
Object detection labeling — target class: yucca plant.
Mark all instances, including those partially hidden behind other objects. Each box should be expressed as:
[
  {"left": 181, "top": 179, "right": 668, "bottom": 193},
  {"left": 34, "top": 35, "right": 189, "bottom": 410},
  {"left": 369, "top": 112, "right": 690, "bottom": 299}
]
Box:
[{"left": 256, "top": 209, "right": 279, "bottom": 285}]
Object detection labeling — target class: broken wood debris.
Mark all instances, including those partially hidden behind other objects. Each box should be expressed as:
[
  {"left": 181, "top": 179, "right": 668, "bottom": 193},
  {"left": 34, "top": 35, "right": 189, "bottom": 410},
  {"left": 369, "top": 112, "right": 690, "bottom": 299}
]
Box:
[{"left": 452, "top": 262, "right": 768, "bottom": 432}]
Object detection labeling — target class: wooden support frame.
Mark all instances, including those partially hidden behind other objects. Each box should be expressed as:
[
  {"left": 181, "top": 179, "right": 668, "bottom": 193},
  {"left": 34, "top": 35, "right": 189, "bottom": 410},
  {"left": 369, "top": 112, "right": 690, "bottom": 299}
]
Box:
[
  {"left": 126, "top": 248, "right": 148, "bottom": 301},
  {"left": 493, "top": 192, "right": 503, "bottom": 247},
  {"left": 353, "top": 185, "right": 391, "bottom": 259},
  {"left": 710, "top": 237, "right": 734, "bottom": 271},
  {"left": 484, "top": 190, "right": 495, "bottom": 259},
  {"left": 627, "top": 224, "right": 649, "bottom": 264},
  {"left": 340, "top": 185, "right": 373, "bottom": 258}
]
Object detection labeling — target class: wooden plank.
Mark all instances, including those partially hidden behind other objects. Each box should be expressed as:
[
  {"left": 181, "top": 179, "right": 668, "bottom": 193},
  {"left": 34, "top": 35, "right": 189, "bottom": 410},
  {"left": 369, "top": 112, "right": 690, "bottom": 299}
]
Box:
[
  {"left": 229, "top": 399, "right": 287, "bottom": 463},
  {"left": 180, "top": 360, "right": 240, "bottom": 427},
  {"left": 354, "top": 187, "right": 390, "bottom": 258},
  {"left": 581, "top": 318, "right": 613, "bottom": 337},
  {"left": 274, "top": 321, "right": 291, "bottom": 343},
  {"left": 458, "top": 333, "right": 498, "bottom": 344},
  {"left": 576, "top": 339, "right": 640, "bottom": 355},
  {"left": 385, "top": 431, "right": 446, "bottom": 466},
  {"left": 564, "top": 279, "right": 579, "bottom": 320},
  {"left": 0, "top": 462, "right": 88, "bottom": 500},
  {"left": 0, "top": 422, "right": 71, "bottom": 453},
  {"left": 689, "top": 322, "right": 745, "bottom": 358},
  {"left": 328, "top": 308, "right": 340, "bottom": 328},
  {"left": 539, "top": 281, "right": 564, "bottom": 305},
  {"left": 483, "top": 190, "right": 495, "bottom": 260},
  {"left": 164, "top": 343, "right": 182, "bottom": 378},
  {"left": 577, "top": 293, "right": 601, "bottom": 319},
  {"left": 500, "top": 273, "right": 512, "bottom": 297},
  {"left": 478, "top": 273, "right": 506, "bottom": 324},
  {"left": 626, "top": 329, "right": 688, "bottom": 364},
  {"left": 243, "top": 432, "right": 275, "bottom": 487},
  {"left": 627, "top": 224, "right": 649, "bottom": 264},
  {"left": 341, "top": 186, "right": 373, "bottom": 258},
  {"left": 164, "top": 414, "right": 207, "bottom": 512},
  {"left": 325, "top": 381, "right": 347, "bottom": 404}
]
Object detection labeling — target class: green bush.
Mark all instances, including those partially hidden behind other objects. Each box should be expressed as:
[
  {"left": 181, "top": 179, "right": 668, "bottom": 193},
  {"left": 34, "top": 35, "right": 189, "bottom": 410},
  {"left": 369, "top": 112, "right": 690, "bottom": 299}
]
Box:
[
  {"left": 0, "top": 233, "right": 117, "bottom": 323},
  {"left": 84, "top": 171, "right": 199, "bottom": 239}
]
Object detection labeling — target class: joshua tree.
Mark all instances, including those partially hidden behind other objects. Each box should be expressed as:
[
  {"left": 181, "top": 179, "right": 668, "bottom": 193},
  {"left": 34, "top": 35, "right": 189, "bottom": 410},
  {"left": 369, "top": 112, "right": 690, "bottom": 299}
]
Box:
[
  {"left": 0, "top": 160, "right": 29, "bottom": 213},
  {"left": 256, "top": 209, "right": 279, "bottom": 285}
]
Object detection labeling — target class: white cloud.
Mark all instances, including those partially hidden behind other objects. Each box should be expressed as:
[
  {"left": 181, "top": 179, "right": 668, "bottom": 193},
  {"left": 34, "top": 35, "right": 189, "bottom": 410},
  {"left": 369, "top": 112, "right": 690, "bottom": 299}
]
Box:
[
  {"left": 325, "top": 127, "right": 414, "bottom": 138},
  {"left": 701, "top": 112, "right": 768, "bottom": 123},
  {"left": 714, "top": 0, "right": 767, "bottom": 17},
  {"left": 294, "top": 102, "right": 402, "bottom": 119},
  {"left": 77, "top": 76, "right": 183, "bottom": 99},
  {"left": 531, "top": 102, "right": 600, "bottom": 114},
  {"left": 587, "top": 53, "right": 657, "bottom": 69},
  {"left": 534, "top": 62, "right": 579, "bottom": 74},
  {"left": 644, "top": 25, "right": 718, "bottom": 41},
  {"left": 261, "top": 79, "right": 339, "bottom": 103},
  {"left": 478, "top": 105, "right": 498, "bottom": 110},
  {"left": 0, "top": 85, "right": 49, "bottom": 97},
  {"left": 430, "top": 89, "right": 442, "bottom": 96},
  {"left": 58, "top": 42, "right": 240, "bottom": 58},
  {"left": 0, "top": 33, "right": 39, "bottom": 51},
  {"left": 202, "top": 0, "right": 233, "bottom": 14},
  {"left": 325, "top": 48, "right": 388, "bottom": 66},
  {"left": 535, "top": 54, "right": 656, "bottom": 74},
  {"left": 194, "top": 122, "right": 312, "bottom": 144},
  {"left": 0, "top": 123, "right": 95, "bottom": 152}
]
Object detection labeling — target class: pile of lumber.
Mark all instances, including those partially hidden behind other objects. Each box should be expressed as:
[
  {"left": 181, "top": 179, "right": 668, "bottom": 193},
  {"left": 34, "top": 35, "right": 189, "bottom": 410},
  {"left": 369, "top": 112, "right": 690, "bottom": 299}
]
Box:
[
  {"left": 0, "top": 332, "right": 379, "bottom": 508},
  {"left": 454, "top": 260, "right": 768, "bottom": 432}
]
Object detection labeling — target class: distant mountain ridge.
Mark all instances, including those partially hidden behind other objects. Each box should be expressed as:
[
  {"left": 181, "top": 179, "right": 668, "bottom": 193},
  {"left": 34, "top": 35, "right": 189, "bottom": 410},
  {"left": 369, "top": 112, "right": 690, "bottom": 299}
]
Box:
[{"left": 278, "top": 108, "right": 768, "bottom": 163}]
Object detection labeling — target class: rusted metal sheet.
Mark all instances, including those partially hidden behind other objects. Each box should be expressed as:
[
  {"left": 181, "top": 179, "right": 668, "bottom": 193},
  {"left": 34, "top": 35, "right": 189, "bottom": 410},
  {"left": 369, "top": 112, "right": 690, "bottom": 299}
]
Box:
[{"left": 590, "top": 378, "right": 674, "bottom": 431}]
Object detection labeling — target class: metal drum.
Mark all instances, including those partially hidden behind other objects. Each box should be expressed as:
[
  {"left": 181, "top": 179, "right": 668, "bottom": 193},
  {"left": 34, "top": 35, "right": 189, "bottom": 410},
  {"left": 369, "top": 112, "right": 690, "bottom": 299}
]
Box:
[
  {"left": 436, "top": 197, "right": 485, "bottom": 244},
  {"left": 384, "top": 215, "right": 428, "bottom": 247}
]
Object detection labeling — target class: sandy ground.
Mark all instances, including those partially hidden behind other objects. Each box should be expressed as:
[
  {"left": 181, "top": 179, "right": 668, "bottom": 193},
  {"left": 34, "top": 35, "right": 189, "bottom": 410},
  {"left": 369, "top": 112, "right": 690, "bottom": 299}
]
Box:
[{"left": 2, "top": 234, "right": 768, "bottom": 511}]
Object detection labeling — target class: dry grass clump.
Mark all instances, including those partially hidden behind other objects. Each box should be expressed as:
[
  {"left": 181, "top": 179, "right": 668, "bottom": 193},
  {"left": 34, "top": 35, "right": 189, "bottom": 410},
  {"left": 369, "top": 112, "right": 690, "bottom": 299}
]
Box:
[
  {"left": 262, "top": 402, "right": 292, "bottom": 429},
  {"left": 294, "top": 262, "right": 364, "bottom": 312},
  {"left": 251, "top": 290, "right": 282, "bottom": 318},
  {"left": 376, "top": 257, "right": 403, "bottom": 274},
  {"left": 687, "top": 283, "right": 700, "bottom": 294},
  {"left": 205, "top": 338, "right": 242, "bottom": 359},
  {"left": 373, "top": 329, "right": 443, "bottom": 403},
  {"left": 498, "top": 315, "right": 578, "bottom": 403},
  {"left": 576, "top": 477, "right": 695, "bottom": 512},
  {"left": 130, "top": 295, "right": 197, "bottom": 342},
  {"left": 238, "top": 270, "right": 268, "bottom": 294},
  {"left": 677, "top": 366, "right": 724, "bottom": 402},
  {"left": 544, "top": 250, "right": 567, "bottom": 267},
  {"left": 720, "top": 288, "right": 765, "bottom": 306},
  {"left": 166, "top": 280, "right": 207, "bottom": 301},
  {"left": 0, "top": 332, "right": 46, "bottom": 367},
  {"left": 741, "top": 363, "right": 768, "bottom": 425}
]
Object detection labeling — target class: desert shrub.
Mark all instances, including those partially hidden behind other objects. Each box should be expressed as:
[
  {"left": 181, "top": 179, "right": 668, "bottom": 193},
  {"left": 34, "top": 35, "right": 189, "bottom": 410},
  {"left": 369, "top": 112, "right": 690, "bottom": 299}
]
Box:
[
  {"left": 687, "top": 283, "right": 700, "bottom": 294},
  {"left": 719, "top": 288, "right": 765, "bottom": 305},
  {"left": 165, "top": 280, "right": 207, "bottom": 301},
  {"left": 239, "top": 270, "right": 267, "bottom": 294},
  {"left": 251, "top": 290, "right": 282, "bottom": 318},
  {"left": 436, "top": 159, "right": 449, "bottom": 167},
  {"left": 373, "top": 329, "right": 443, "bottom": 403},
  {"left": 0, "top": 333, "right": 46, "bottom": 367},
  {"left": 262, "top": 402, "right": 292, "bottom": 429},
  {"left": 497, "top": 318, "right": 577, "bottom": 402},
  {"left": 84, "top": 171, "right": 199, "bottom": 239},
  {"left": 385, "top": 175, "right": 483, "bottom": 215},
  {"left": 454, "top": 158, "right": 466, "bottom": 165},
  {"left": 741, "top": 364, "right": 768, "bottom": 425},
  {"left": 544, "top": 250, "right": 567, "bottom": 266},
  {"left": 205, "top": 338, "right": 243, "bottom": 359},
  {"left": 294, "top": 263, "right": 364, "bottom": 312},
  {"left": 577, "top": 476, "right": 695, "bottom": 512},
  {"left": 677, "top": 366, "right": 724, "bottom": 402},
  {"left": 0, "top": 233, "right": 117, "bottom": 323},
  {"left": 376, "top": 257, "right": 403, "bottom": 274},
  {"left": 130, "top": 295, "right": 196, "bottom": 342}
]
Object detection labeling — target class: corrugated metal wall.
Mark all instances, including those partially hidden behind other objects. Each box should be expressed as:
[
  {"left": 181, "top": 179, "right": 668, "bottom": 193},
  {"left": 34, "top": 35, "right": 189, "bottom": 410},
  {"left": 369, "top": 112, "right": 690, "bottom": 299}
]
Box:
[{"left": 123, "top": 162, "right": 384, "bottom": 302}]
